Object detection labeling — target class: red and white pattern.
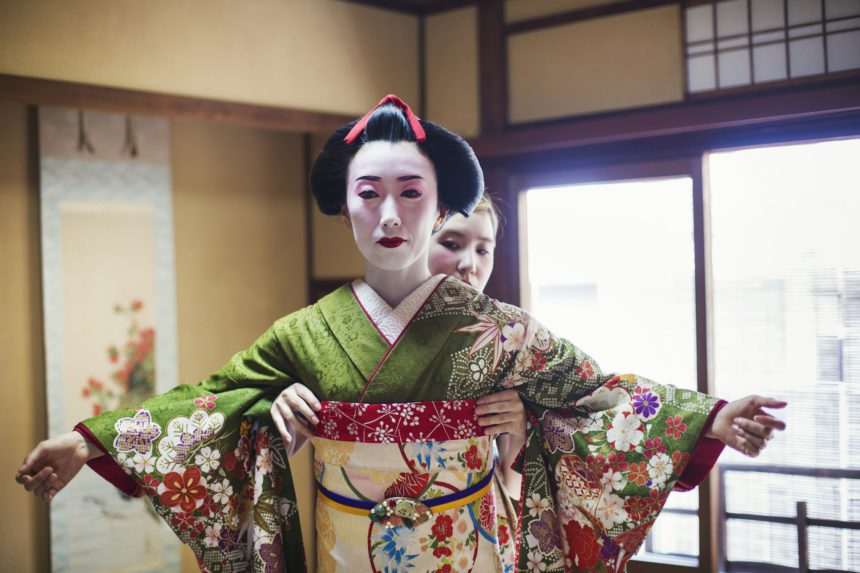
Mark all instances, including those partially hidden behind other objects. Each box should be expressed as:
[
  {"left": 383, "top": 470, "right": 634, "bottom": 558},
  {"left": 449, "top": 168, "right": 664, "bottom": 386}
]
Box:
[{"left": 313, "top": 400, "right": 483, "bottom": 443}]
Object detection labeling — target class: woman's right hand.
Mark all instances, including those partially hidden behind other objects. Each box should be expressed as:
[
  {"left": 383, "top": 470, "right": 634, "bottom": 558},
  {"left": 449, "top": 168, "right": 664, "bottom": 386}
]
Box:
[
  {"left": 15, "top": 431, "right": 100, "bottom": 502},
  {"left": 270, "top": 383, "right": 321, "bottom": 448}
]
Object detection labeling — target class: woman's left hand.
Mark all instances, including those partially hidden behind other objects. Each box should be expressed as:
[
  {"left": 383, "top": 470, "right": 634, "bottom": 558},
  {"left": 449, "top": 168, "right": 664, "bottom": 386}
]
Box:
[
  {"left": 707, "top": 395, "right": 787, "bottom": 457},
  {"left": 476, "top": 390, "right": 526, "bottom": 435}
]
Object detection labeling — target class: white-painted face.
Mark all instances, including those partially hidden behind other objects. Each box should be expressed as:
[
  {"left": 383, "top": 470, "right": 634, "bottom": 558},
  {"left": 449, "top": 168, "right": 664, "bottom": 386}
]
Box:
[
  {"left": 428, "top": 209, "right": 496, "bottom": 292},
  {"left": 345, "top": 141, "right": 443, "bottom": 274}
]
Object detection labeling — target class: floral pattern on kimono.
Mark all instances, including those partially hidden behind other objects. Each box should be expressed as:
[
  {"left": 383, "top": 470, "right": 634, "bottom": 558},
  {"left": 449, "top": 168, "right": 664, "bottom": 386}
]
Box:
[{"left": 77, "top": 276, "right": 725, "bottom": 573}]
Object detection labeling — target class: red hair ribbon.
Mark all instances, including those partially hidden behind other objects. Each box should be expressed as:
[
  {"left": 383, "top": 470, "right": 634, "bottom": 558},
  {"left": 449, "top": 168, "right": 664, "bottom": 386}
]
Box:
[{"left": 343, "top": 94, "right": 426, "bottom": 144}]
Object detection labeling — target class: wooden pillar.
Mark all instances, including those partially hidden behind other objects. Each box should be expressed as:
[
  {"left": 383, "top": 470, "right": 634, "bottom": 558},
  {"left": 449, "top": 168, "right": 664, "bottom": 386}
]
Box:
[{"left": 477, "top": 0, "right": 507, "bottom": 135}]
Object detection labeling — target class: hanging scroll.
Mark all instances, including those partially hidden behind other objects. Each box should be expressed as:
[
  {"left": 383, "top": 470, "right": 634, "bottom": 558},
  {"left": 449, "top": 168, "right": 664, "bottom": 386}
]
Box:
[{"left": 39, "top": 107, "right": 180, "bottom": 572}]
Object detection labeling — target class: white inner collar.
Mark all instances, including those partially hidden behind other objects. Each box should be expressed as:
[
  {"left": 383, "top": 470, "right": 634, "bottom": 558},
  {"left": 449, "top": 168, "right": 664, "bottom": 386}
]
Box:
[{"left": 351, "top": 275, "right": 446, "bottom": 344}]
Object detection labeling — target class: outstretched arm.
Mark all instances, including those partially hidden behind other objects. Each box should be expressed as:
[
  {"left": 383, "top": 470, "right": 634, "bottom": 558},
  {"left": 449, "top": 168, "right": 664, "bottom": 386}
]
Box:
[
  {"left": 16, "top": 431, "right": 102, "bottom": 502},
  {"left": 707, "top": 395, "right": 787, "bottom": 457}
]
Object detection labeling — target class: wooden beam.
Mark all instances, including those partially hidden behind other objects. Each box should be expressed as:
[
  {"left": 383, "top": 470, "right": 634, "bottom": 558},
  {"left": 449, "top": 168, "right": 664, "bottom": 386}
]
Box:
[
  {"left": 471, "top": 79, "right": 860, "bottom": 160},
  {"left": 477, "top": 0, "right": 507, "bottom": 135},
  {"left": 0, "top": 74, "right": 355, "bottom": 134}
]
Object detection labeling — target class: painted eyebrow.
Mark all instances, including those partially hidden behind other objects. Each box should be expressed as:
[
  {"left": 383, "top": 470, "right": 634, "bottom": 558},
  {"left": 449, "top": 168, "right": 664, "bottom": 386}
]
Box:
[{"left": 354, "top": 175, "right": 425, "bottom": 182}]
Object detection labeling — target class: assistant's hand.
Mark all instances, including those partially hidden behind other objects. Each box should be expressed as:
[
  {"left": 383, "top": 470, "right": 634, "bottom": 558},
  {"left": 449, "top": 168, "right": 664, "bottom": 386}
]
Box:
[
  {"left": 707, "top": 395, "right": 787, "bottom": 457},
  {"left": 270, "top": 383, "right": 321, "bottom": 448},
  {"left": 476, "top": 390, "right": 526, "bottom": 436},
  {"left": 16, "top": 431, "right": 100, "bottom": 502}
]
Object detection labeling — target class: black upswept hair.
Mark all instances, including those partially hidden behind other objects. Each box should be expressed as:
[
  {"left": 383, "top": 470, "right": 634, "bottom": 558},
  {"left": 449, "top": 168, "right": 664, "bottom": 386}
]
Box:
[{"left": 309, "top": 102, "right": 484, "bottom": 217}]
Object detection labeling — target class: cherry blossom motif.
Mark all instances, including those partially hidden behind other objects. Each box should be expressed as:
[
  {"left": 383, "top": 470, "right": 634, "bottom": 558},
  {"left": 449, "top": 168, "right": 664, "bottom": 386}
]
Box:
[
  {"left": 203, "top": 523, "right": 222, "bottom": 548},
  {"left": 601, "top": 468, "right": 627, "bottom": 493},
  {"left": 132, "top": 451, "right": 156, "bottom": 474},
  {"left": 595, "top": 492, "right": 628, "bottom": 529},
  {"left": 193, "top": 394, "right": 218, "bottom": 410},
  {"left": 211, "top": 478, "right": 233, "bottom": 504},
  {"left": 574, "top": 360, "right": 594, "bottom": 381},
  {"left": 156, "top": 410, "right": 225, "bottom": 474},
  {"left": 606, "top": 410, "right": 644, "bottom": 451},
  {"left": 313, "top": 400, "right": 482, "bottom": 443},
  {"left": 113, "top": 409, "right": 162, "bottom": 455},
  {"left": 526, "top": 551, "right": 547, "bottom": 572},
  {"left": 665, "top": 415, "right": 688, "bottom": 439},
  {"left": 501, "top": 322, "right": 527, "bottom": 353},
  {"left": 647, "top": 453, "right": 674, "bottom": 486},
  {"left": 158, "top": 467, "right": 207, "bottom": 513},
  {"left": 194, "top": 446, "right": 221, "bottom": 473},
  {"left": 525, "top": 492, "right": 551, "bottom": 518}
]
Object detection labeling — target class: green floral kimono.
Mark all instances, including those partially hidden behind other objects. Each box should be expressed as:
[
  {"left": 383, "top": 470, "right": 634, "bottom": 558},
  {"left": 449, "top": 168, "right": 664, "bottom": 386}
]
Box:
[{"left": 77, "top": 276, "right": 724, "bottom": 573}]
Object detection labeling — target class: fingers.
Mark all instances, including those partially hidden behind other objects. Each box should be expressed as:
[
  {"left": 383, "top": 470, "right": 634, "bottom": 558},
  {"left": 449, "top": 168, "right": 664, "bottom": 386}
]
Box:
[
  {"left": 34, "top": 472, "right": 58, "bottom": 499},
  {"left": 270, "top": 404, "right": 292, "bottom": 445},
  {"left": 273, "top": 399, "right": 312, "bottom": 439},
  {"left": 477, "top": 411, "right": 525, "bottom": 434},
  {"left": 18, "top": 444, "right": 45, "bottom": 477},
  {"left": 753, "top": 414, "right": 786, "bottom": 432},
  {"left": 477, "top": 390, "right": 518, "bottom": 406},
  {"left": 289, "top": 397, "right": 319, "bottom": 426},
  {"left": 21, "top": 466, "right": 53, "bottom": 493},
  {"left": 294, "top": 386, "right": 321, "bottom": 413},
  {"left": 733, "top": 417, "right": 773, "bottom": 440},
  {"left": 732, "top": 423, "right": 766, "bottom": 449},
  {"left": 752, "top": 396, "right": 788, "bottom": 409},
  {"left": 475, "top": 396, "right": 524, "bottom": 416}
]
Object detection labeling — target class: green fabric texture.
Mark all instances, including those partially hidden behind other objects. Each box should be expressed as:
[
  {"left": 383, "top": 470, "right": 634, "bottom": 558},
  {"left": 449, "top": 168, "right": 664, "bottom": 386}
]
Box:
[{"left": 82, "top": 278, "right": 721, "bottom": 573}]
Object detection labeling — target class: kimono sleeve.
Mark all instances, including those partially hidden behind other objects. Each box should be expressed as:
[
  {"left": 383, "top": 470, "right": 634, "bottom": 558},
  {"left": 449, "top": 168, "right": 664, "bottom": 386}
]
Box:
[
  {"left": 74, "top": 318, "right": 308, "bottom": 572},
  {"left": 484, "top": 302, "right": 725, "bottom": 572}
]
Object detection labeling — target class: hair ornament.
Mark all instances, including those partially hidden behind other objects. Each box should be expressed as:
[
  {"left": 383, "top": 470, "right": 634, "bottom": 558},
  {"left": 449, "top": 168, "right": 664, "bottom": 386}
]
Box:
[{"left": 343, "top": 94, "right": 426, "bottom": 144}]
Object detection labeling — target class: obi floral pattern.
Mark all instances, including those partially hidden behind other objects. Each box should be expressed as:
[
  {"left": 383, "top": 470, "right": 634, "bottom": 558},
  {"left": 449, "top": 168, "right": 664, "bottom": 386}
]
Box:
[{"left": 312, "top": 400, "right": 482, "bottom": 443}]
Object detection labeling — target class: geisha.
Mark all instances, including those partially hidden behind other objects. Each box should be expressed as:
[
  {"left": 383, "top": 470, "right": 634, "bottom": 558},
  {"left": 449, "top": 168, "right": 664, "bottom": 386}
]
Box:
[{"left": 17, "top": 95, "right": 786, "bottom": 573}]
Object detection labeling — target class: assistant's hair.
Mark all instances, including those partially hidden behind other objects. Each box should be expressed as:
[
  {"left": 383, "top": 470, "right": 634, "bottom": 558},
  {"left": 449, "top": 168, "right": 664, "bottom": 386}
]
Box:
[
  {"left": 472, "top": 192, "right": 501, "bottom": 237},
  {"left": 309, "top": 101, "right": 484, "bottom": 217}
]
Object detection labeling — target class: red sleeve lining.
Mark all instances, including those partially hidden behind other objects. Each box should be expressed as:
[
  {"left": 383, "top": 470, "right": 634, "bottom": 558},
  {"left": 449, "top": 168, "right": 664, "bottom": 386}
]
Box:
[
  {"left": 74, "top": 423, "right": 143, "bottom": 497},
  {"left": 674, "top": 399, "right": 728, "bottom": 492}
]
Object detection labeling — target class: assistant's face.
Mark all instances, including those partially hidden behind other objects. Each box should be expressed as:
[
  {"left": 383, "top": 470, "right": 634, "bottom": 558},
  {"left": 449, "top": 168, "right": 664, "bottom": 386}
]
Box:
[
  {"left": 345, "top": 141, "right": 442, "bottom": 273},
  {"left": 429, "top": 210, "right": 496, "bottom": 292}
]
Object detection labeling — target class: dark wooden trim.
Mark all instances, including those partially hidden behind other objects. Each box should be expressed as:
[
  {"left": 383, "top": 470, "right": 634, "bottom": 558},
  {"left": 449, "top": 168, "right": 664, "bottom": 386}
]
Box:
[
  {"left": 341, "top": 0, "right": 478, "bottom": 16},
  {"left": 303, "top": 134, "right": 315, "bottom": 306},
  {"left": 418, "top": 14, "right": 427, "bottom": 117},
  {"left": 477, "top": 0, "right": 507, "bottom": 135},
  {"left": 309, "top": 278, "right": 355, "bottom": 303},
  {"left": 506, "top": 0, "right": 679, "bottom": 35},
  {"left": 482, "top": 166, "right": 518, "bottom": 305},
  {"left": 471, "top": 79, "right": 860, "bottom": 160},
  {"left": 0, "top": 74, "right": 355, "bottom": 134}
]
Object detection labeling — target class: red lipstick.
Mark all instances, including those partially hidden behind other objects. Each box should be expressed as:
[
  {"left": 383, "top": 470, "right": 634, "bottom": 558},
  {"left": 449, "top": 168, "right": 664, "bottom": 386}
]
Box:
[{"left": 377, "top": 237, "right": 406, "bottom": 248}]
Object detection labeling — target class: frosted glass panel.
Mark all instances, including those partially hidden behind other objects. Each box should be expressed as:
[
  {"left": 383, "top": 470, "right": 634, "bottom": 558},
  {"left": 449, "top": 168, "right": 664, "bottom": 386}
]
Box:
[
  {"left": 789, "top": 37, "right": 826, "bottom": 76},
  {"left": 719, "top": 49, "right": 752, "bottom": 87},
  {"left": 718, "top": 0, "right": 750, "bottom": 36},
  {"left": 687, "top": 4, "right": 714, "bottom": 42},
  {"left": 827, "top": 30, "right": 860, "bottom": 71},
  {"left": 826, "top": 0, "right": 860, "bottom": 18},
  {"left": 752, "top": 0, "right": 785, "bottom": 30},
  {"left": 788, "top": 0, "right": 822, "bottom": 24},
  {"left": 688, "top": 55, "right": 717, "bottom": 92},
  {"left": 710, "top": 138, "right": 860, "bottom": 573},
  {"left": 753, "top": 43, "right": 788, "bottom": 82},
  {"left": 788, "top": 23, "right": 824, "bottom": 38}
]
